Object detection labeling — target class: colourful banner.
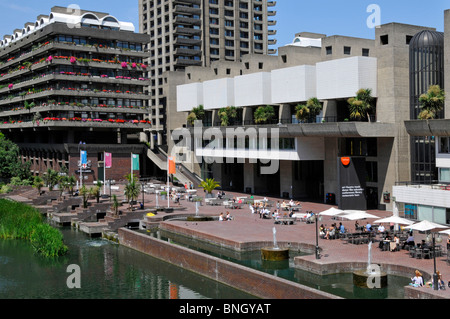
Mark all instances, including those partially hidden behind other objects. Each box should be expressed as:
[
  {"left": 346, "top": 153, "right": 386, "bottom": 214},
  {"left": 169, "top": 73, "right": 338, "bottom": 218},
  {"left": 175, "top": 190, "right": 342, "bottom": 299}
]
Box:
[
  {"left": 168, "top": 156, "right": 176, "bottom": 175},
  {"left": 132, "top": 154, "right": 140, "bottom": 171},
  {"left": 105, "top": 152, "right": 112, "bottom": 169},
  {"left": 80, "top": 151, "right": 87, "bottom": 165}
]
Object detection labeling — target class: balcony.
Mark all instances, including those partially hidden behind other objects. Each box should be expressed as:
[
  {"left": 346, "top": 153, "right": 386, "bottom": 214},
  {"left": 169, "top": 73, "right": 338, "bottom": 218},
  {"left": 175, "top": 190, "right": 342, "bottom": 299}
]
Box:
[{"left": 405, "top": 119, "right": 450, "bottom": 137}]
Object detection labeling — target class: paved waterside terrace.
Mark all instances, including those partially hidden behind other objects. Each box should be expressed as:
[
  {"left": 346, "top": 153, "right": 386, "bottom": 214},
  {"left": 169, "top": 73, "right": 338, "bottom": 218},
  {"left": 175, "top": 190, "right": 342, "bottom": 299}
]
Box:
[{"left": 3, "top": 185, "right": 449, "bottom": 299}]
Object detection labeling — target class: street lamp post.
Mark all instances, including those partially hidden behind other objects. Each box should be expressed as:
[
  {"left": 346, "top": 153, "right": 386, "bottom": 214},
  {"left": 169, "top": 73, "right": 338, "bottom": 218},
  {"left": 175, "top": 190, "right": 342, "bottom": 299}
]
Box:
[
  {"left": 315, "top": 214, "right": 321, "bottom": 259},
  {"left": 427, "top": 232, "right": 443, "bottom": 291}
]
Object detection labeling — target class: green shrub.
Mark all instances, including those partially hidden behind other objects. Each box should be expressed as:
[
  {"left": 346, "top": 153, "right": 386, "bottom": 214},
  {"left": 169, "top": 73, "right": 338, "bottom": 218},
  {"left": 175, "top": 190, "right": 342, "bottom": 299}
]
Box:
[{"left": 0, "top": 199, "right": 67, "bottom": 257}]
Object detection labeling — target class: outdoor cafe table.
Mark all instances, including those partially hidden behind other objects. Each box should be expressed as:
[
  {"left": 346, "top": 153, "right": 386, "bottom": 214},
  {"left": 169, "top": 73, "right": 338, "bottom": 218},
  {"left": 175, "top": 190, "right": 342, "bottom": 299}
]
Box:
[{"left": 344, "top": 232, "right": 376, "bottom": 245}]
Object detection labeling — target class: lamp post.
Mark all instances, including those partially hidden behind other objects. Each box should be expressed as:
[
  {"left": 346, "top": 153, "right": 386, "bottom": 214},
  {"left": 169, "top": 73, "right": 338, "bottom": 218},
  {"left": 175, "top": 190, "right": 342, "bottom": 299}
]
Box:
[
  {"left": 315, "top": 214, "right": 321, "bottom": 259},
  {"left": 427, "top": 232, "right": 443, "bottom": 290}
]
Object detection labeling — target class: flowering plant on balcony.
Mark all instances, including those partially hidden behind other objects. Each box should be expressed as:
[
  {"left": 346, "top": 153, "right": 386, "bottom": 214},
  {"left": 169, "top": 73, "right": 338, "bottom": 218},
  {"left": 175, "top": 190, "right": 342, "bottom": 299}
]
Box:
[
  {"left": 70, "top": 57, "right": 77, "bottom": 64},
  {"left": 101, "top": 74, "right": 108, "bottom": 78},
  {"left": 46, "top": 56, "right": 53, "bottom": 62},
  {"left": 141, "top": 64, "right": 147, "bottom": 69},
  {"left": 121, "top": 62, "right": 128, "bottom": 68},
  {"left": 8, "top": 84, "right": 13, "bottom": 89},
  {"left": 132, "top": 63, "right": 137, "bottom": 68}
]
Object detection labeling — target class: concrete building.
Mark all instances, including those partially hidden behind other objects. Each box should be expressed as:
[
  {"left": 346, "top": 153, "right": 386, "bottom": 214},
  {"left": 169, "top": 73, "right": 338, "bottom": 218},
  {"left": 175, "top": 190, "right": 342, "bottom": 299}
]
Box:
[
  {"left": 0, "top": 7, "right": 153, "bottom": 183},
  {"left": 172, "top": 19, "right": 446, "bottom": 212},
  {"left": 138, "top": 0, "right": 277, "bottom": 149}
]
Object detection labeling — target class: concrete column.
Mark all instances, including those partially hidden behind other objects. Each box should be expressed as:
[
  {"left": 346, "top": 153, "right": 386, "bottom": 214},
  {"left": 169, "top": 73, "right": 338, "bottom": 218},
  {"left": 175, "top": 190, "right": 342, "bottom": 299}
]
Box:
[
  {"left": 279, "top": 104, "right": 292, "bottom": 123},
  {"left": 279, "top": 160, "right": 293, "bottom": 198},
  {"left": 323, "top": 138, "right": 339, "bottom": 204},
  {"left": 322, "top": 100, "right": 337, "bottom": 120},
  {"left": 243, "top": 107, "right": 253, "bottom": 125},
  {"left": 243, "top": 160, "right": 255, "bottom": 194}
]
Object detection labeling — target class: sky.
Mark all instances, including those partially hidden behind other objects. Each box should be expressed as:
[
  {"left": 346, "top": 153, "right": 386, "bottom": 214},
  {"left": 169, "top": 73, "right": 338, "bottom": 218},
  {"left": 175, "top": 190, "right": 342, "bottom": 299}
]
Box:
[{"left": 0, "top": 0, "right": 449, "bottom": 50}]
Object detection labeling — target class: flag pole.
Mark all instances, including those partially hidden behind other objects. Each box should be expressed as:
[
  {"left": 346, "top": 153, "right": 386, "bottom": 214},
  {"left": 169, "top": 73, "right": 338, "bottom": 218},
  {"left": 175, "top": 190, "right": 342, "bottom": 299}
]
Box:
[
  {"left": 103, "top": 151, "right": 106, "bottom": 195},
  {"left": 167, "top": 156, "right": 170, "bottom": 209},
  {"left": 80, "top": 150, "right": 83, "bottom": 189}
]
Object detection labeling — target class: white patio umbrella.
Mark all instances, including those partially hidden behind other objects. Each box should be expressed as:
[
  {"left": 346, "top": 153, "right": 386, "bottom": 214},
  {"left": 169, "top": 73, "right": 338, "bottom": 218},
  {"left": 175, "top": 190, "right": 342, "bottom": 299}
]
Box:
[
  {"left": 341, "top": 211, "right": 379, "bottom": 221},
  {"left": 404, "top": 220, "right": 449, "bottom": 233},
  {"left": 318, "top": 207, "right": 346, "bottom": 217},
  {"left": 439, "top": 229, "right": 450, "bottom": 235},
  {"left": 374, "top": 216, "right": 415, "bottom": 226}
]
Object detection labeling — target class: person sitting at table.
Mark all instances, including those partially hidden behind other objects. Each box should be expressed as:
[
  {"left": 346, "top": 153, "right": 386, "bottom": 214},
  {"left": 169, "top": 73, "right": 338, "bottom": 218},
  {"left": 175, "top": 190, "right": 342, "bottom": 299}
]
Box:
[
  {"left": 319, "top": 225, "right": 326, "bottom": 238},
  {"left": 326, "top": 225, "right": 336, "bottom": 240},
  {"left": 365, "top": 222, "right": 373, "bottom": 232},
  {"left": 339, "top": 222, "right": 345, "bottom": 234},
  {"left": 219, "top": 213, "right": 225, "bottom": 221},
  {"left": 289, "top": 199, "right": 295, "bottom": 206},
  {"left": 260, "top": 207, "right": 270, "bottom": 219},
  {"left": 410, "top": 270, "right": 424, "bottom": 287},
  {"left": 281, "top": 201, "right": 288, "bottom": 211},
  {"left": 355, "top": 220, "right": 360, "bottom": 231},
  {"left": 272, "top": 209, "right": 280, "bottom": 220},
  {"left": 391, "top": 235, "right": 400, "bottom": 251},
  {"left": 226, "top": 211, "right": 233, "bottom": 221},
  {"left": 402, "top": 234, "right": 415, "bottom": 250},
  {"left": 378, "top": 225, "right": 385, "bottom": 233}
]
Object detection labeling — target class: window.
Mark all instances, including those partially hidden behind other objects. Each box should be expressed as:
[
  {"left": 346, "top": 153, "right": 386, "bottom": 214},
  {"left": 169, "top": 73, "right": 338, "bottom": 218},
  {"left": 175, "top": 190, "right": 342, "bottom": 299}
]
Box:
[
  {"left": 380, "top": 35, "right": 389, "bottom": 45},
  {"left": 439, "top": 137, "right": 449, "bottom": 153},
  {"left": 406, "top": 35, "right": 413, "bottom": 45},
  {"left": 362, "top": 48, "right": 370, "bottom": 57},
  {"left": 344, "top": 46, "right": 351, "bottom": 55},
  {"left": 326, "top": 46, "right": 332, "bottom": 55}
]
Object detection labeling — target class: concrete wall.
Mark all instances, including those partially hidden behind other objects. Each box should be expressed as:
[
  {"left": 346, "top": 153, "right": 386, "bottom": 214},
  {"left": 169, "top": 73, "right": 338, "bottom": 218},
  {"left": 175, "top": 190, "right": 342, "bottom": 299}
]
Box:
[
  {"left": 445, "top": 10, "right": 450, "bottom": 119},
  {"left": 118, "top": 228, "right": 340, "bottom": 299}
]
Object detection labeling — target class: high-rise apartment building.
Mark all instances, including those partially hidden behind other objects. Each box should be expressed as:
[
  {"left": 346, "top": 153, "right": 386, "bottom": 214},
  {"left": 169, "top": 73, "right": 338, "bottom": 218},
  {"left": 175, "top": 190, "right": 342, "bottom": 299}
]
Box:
[
  {"left": 0, "top": 7, "right": 152, "bottom": 182},
  {"left": 139, "top": 0, "right": 277, "bottom": 148}
]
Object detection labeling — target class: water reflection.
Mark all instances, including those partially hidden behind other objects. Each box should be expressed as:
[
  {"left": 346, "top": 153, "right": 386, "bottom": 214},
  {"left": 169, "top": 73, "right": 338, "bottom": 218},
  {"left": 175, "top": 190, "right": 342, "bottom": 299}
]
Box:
[{"left": 0, "top": 227, "right": 255, "bottom": 299}]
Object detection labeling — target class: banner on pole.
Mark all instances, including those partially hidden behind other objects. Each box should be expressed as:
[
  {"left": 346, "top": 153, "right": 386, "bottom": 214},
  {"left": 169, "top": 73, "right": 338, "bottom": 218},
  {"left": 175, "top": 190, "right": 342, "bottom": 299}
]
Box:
[
  {"left": 105, "top": 152, "right": 112, "bottom": 169},
  {"left": 80, "top": 151, "right": 87, "bottom": 165},
  {"left": 168, "top": 156, "right": 176, "bottom": 175},
  {"left": 132, "top": 154, "right": 140, "bottom": 171}
]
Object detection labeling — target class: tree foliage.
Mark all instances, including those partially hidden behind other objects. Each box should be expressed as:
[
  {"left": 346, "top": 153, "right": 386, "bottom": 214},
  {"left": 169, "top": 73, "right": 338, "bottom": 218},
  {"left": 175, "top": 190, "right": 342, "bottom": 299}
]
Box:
[
  {"left": 295, "top": 97, "right": 322, "bottom": 122},
  {"left": 200, "top": 178, "right": 220, "bottom": 194},
  {"left": 0, "top": 133, "right": 31, "bottom": 182},
  {"left": 187, "top": 105, "right": 206, "bottom": 125},
  {"left": 254, "top": 105, "right": 276, "bottom": 124},
  {"left": 418, "top": 85, "right": 445, "bottom": 120},
  {"left": 347, "top": 88, "right": 375, "bottom": 121},
  {"left": 219, "top": 106, "right": 238, "bottom": 126}
]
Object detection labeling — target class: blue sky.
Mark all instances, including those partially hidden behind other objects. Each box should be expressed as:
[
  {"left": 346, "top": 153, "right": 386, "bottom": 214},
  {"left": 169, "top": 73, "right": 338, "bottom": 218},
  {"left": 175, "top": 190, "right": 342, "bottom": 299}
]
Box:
[{"left": 0, "top": 0, "right": 448, "bottom": 49}]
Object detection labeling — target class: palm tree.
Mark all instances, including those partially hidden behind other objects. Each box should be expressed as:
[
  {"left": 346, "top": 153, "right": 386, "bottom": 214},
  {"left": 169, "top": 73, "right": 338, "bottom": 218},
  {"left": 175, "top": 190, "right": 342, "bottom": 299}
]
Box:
[
  {"left": 187, "top": 105, "right": 205, "bottom": 125},
  {"left": 418, "top": 85, "right": 446, "bottom": 120},
  {"left": 79, "top": 185, "right": 90, "bottom": 208},
  {"left": 32, "top": 176, "right": 44, "bottom": 196},
  {"left": 43, "top": 168, "right": 59, "bottom": 191},
  {"left": 219, "top": 106, "right": 238, "bottom": 126},
  {"left": 347, "top": 88, "right": 375, "bottom": 122},
  {"left": 90, "top": 185, "right": 101, "bottom": 203},
  {"left": 200, "top": 178, "right": 220, "bottom": 196},
  {"left": 112, "top": 194, "right": 120, "bottom": 216},
  {"left": 124, "top": 180, "right": 140, "bottom": 209},
  {"left": 66, "top": 175, "right": 77, "bottom": 196},
  {"left": 254, "top": 105, "right": 276, "bottom": 124},
  {"left": 295, "top": 97, "right": 322, "bottom": 123}
]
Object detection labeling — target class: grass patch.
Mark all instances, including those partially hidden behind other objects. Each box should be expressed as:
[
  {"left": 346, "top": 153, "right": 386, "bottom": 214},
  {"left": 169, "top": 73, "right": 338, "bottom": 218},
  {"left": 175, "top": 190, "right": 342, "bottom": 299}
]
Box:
[{"left": 0, "top": 199, "right": 68, "bottom": 258}]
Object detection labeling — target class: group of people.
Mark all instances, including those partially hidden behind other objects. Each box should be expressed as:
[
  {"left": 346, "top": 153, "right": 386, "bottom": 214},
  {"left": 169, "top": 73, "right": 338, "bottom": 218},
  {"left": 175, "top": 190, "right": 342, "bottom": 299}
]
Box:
[
  {"left": 219, "top": 212, "right": 233, "bottom": 221},
  {"left": 319, "top": 222, "right": 346, "bottom": 240},
  {"left": 410, "top": 270, "right": 447, "bottom": 290},
  {"left": 279, "top": 199, "right": 302, "bottom": 212}
]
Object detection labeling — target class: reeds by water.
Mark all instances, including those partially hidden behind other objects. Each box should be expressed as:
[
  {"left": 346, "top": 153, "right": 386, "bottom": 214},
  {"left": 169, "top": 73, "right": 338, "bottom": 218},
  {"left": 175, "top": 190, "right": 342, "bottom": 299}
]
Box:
[{"left": 0, "top": 199, "right": 67, "bottom": 257}]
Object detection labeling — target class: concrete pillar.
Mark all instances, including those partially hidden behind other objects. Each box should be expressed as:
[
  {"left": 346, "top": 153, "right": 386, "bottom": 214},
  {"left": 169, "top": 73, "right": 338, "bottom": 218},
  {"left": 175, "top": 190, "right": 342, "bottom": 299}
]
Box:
[
  {"left": 279, "top": 104, "right": 292, "bottom": 123},
  {"left": 243, "top": 160, "right": 254, "bottom": 194},
  {"left": 323, "top": 100, "right": 337, "bottom": 121},
  {"left": 323, "top": 138, "right": 339, "bottom": 204},
  {"left": 243, "top": 107, "right": 253, "bottom": 125},
  {"left": 279, "top": 160, "right": 293, "bottom": 198}
]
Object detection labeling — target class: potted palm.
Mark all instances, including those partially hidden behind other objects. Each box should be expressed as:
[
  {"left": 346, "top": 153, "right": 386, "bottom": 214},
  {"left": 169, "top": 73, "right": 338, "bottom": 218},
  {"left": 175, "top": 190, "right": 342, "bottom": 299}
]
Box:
[
  {"left": 200, "top": 178, "right": 220, "bottom": 198},
  {"left": 418, "top": 85, "right": 445, "bottom": 120},
  {"left": 295, "top": 97, "right": 322, "bottom": 123},
  {"left": 347, "top": 88, "right": 375, "bottom": 122},
  {"left": 187, "top": 105, "right": 205, "bottom": 126},
  {"left": 254, "top": 105, "right": 276, "bottom": 124}
]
